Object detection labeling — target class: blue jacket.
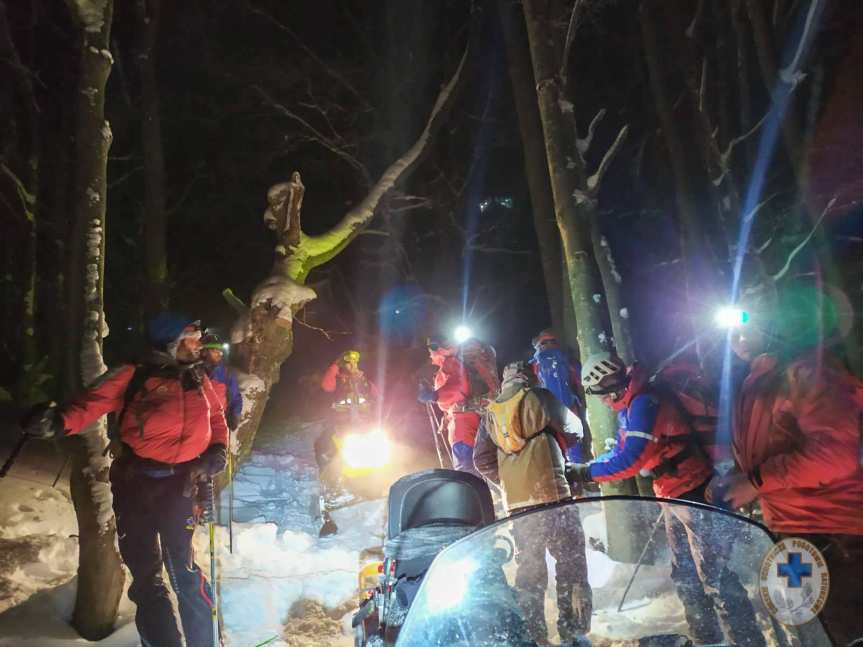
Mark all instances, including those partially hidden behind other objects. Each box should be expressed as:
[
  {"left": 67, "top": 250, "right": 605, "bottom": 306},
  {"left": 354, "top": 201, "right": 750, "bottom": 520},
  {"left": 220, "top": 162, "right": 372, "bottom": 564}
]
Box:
[
  {"left": 589, "top": 393, "right": 658, "bottom": 480},
  {"left": 207, "top": 360, "right": 242, "bottom": 425}
]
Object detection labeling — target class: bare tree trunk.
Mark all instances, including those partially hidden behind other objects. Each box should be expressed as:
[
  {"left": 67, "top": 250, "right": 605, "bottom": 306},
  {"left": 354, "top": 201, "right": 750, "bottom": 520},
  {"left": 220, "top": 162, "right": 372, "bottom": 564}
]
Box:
[
  {"left": 228, "top": 50, "right": 468, "bottom": 462},
  {"left": 590, "top": 220, "right": 635, "bottom": 364},
  {"left": 134, "top": 0, "right": 169, "bottom": 314},
  {"left": 641, "top": 0, "right": 718, "bottom": 359},
  {"left": 497, "top": 0, "right": 564, "bottom": 335},
  {"left": 523, "top": 0, "right": 644, "bottom": 561},
  {"left": 65, "top": 0, "right": 125, "bottom": 638}
]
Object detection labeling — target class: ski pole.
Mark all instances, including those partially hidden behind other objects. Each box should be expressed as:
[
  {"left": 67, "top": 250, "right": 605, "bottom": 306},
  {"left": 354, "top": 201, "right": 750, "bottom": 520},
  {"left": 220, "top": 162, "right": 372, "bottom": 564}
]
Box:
[
  {"left": 424, "top": 402, "right": 445, "bottom": 468},
  {"left": 617, "top": 509, "right": 665, "bottom": 612},
  {"left": 0, "top": 433, "right": 28, "bottom": 479},
  {"left": 227, "top": 451, "right": 234, "bottom": 554},
  {"left": 200, "top": 478, "right": 220, "bottom": 647}
]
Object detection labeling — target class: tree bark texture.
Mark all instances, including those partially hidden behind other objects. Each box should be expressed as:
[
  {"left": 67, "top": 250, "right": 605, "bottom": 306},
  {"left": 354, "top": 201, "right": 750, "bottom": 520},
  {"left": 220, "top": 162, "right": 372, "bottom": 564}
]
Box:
[
  {"left": 228, "top": 49, "right": 469, "bottom": 462},
  {"left": 522, "top": 0, "right": 643, "bottom": 561},
  {"left": 497, "top": 0, "right": 565, "bottom": 336},
  {"left": 65, "top": 1, "right": 125, "bottom": 639},
  {"left": 134, "top": 0, "right": 169, "bottom": 314}
]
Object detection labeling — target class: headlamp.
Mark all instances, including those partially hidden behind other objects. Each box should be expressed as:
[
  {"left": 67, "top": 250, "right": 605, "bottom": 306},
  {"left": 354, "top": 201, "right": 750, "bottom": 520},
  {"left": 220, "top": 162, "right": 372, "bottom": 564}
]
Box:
[
  {"left": 714, "top": 306, "right": 750, "bottom": 329},
  {"left": 453, "top": 324, "right": 473, "bottom": 344}
]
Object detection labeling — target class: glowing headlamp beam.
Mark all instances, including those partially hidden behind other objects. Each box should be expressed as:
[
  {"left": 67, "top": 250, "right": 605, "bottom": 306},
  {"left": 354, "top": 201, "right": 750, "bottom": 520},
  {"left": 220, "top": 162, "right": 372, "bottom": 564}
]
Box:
[
  {"left": 714, "top": 306, "right": 750, "bottom": 329},
  {"left": 453, "top": 324, "right": 473, "bottom": 344}
]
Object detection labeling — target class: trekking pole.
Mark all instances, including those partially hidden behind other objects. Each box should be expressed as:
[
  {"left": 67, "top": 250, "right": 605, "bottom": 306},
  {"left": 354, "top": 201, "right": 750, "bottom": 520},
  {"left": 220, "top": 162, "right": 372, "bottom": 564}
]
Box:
[
  {"left": 200, "top": 478, "right": 221, "bottom": 647},
  {"left": 0, "top": 433, "right": 28, "bottom": 479},
  {"left": 228, "top": 451, "right": 234, "bottom": 554},
  {"left": 617, "top": 509, "right": 665, "bottom": 612},
  {"left": 51, "top": 453, "right": 71, "bottom": 488},
  {"left": 424, "top": 402, "right": 446, "bottom": 468}
]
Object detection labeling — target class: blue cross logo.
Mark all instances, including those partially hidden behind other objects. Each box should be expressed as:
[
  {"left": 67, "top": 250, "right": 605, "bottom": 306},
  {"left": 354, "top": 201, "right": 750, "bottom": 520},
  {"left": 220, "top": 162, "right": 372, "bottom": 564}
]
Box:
[{"left": 777, "top": 552, "right": 812, "bottom": 588}]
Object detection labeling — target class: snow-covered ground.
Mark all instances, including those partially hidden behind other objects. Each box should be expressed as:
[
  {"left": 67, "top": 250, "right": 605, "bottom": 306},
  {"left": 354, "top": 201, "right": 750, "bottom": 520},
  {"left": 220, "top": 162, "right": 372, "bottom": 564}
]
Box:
[{"left": 0, "top": 419, "right": 386, "bottom": 647}]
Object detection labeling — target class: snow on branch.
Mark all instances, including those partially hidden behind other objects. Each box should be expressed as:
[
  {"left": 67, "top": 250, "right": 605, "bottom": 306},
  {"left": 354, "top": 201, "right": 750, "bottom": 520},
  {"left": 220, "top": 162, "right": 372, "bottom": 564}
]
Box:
[
  {"left": 770, "top": 197, "right": 836, "bottom": 282},
  {"left": 587, "top": 124, "right": 629, "bottom": 191},
  {"left": 301, "top": 47, "right": 469, "bottom": 270},
  {"left": 70, "top": 0, "right": 109, "bottom": 34},
  {"left": 779, "top": 0, "right": 823, "bottom": 86},
  {"left": 576, "top": 108, "right": 605, "bottom": 155}
]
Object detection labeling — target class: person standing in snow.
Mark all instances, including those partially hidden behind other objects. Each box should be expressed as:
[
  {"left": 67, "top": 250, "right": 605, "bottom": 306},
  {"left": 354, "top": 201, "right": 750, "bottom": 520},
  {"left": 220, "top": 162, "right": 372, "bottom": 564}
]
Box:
[
  {"left": 418, "top": 336, "right": 481, "bottom": 475},
  {"left": 529, "top": 329, "right": 591, "bottom": 463},
  {"left": 473, "top": 361, "right": 593, "bottom": 643},
  {"left": 568, "top": 353, "right": 764, "bottom": 647},
  {"left": 707, "top": 284, "right": 863, "bottom": 646},
  {"left": 24, "top": 313, "right": 227, "bottom": 647},
  {"left": 201, "top": 331, "right": 243, "bottom": 431}
]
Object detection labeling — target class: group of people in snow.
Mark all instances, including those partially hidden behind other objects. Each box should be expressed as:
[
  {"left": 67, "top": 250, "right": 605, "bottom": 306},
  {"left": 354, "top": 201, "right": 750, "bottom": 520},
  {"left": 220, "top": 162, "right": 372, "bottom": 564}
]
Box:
[
  {"left": 412, "top": 282, "right": 862, "bottom": 646},
  {"left": 23, "top": 314, "right": 242, "bottom": 647}
]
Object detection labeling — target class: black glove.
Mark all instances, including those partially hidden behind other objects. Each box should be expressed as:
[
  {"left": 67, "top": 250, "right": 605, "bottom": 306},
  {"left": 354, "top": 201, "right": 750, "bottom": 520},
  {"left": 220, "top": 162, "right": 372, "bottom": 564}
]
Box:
[
  {"left": 417, "top": 383, "right": 437, "bottom": 403},
  {"left": 192, "top": 444, "right": 228, "bottom": 478},
  {"left": 565, "top": 462, "right": 594, "bottom": 485},
  {"left": 22, "top": 402, "right": 64, "bottom": 440}
]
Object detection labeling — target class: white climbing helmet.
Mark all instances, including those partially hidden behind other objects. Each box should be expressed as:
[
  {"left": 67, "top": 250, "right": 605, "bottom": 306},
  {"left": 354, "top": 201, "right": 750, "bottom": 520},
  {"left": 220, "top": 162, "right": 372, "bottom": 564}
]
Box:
[{"left": 581, "top": 352, "right": 626, "bottom": 391}]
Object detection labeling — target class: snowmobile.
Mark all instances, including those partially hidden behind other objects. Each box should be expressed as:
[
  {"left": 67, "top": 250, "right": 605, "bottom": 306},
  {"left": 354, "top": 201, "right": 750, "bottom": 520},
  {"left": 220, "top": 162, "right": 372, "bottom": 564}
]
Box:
[{"left": 354, "top": 470, "right": 835, "bottom": 647}]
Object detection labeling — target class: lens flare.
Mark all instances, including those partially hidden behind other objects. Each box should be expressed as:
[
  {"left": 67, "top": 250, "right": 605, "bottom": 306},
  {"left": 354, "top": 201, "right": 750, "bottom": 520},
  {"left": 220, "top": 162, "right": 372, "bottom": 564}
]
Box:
[
  {"left": 714, "top": 306, "right": 749, "bottom": 328},
  {"left": 453, "top": 324, "right": 473, "bottom": 344}
]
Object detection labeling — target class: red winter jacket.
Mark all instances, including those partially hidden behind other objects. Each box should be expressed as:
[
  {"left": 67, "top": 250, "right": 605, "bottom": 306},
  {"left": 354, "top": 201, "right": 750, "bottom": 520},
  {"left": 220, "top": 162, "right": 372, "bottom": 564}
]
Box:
[
  {"left": 733, "top": 352, "right": 863, "bottom": 535},
  {"left": 62, "top": 361, "right": 229, "bottom": 465},
  {"left": 430, "top": 349, "right": 480, "bottom": 446},
  {"left": 320, "top": 362, "right": 379, "bottom": 401}
]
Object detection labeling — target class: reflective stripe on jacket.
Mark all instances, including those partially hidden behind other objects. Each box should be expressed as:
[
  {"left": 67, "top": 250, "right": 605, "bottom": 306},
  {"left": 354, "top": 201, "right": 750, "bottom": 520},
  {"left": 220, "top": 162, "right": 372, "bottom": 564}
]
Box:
[
  {"left": 590, "top": 392, "right": 712, "bottom": 499},
  {"left": 733, "top": 352, "right": 863, "bottom": 535},
  {"left": 62, "top": 362, "right": 228, "bottom": 464}
]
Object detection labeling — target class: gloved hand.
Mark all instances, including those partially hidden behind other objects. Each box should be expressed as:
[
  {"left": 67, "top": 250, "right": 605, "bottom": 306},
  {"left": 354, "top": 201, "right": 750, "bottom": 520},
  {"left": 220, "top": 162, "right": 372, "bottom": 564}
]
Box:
[
  {"left": 22, "top": 402, "right": 64, "bottom": 440},
  {"left": 417, "top": 383, "right": 437, "bottom": 403},
  {"left": 565, "top": 462, "right": 593, "bottom": 485},
  {"left": 191, "top": 444, "right": 228, "bottom": 478}
]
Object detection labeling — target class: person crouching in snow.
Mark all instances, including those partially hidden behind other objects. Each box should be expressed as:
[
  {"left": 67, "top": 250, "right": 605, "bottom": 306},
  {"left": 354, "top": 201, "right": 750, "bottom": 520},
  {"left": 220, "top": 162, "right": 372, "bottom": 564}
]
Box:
[
  {"left": 473, "top": 361, "right": 592, "bottom": 643},
  {"left": 569, "top": 353, "right": 764, "bottom": 647},
  {"left": 24, "top": 313, "right": 227, "bottom": 647},
  {"left": 201, "top": 331, "right": 242, "bottom": 432},
  {"left": 418, "top": 336, "right": 481, "bottom": 475},
  {"left": 706, "top": 283, "right": 863, "bottom": 647}
]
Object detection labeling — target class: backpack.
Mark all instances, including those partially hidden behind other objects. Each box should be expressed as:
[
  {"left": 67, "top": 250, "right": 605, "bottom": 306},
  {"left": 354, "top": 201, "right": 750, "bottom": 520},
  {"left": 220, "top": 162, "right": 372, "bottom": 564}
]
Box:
[
  {"left": 649, "top": 362, "right": 728, "bottom": 465},
  {"left": 105, "top": 364, "right": 151, "bottom": 455},
  {"left": 458, "top": 339, "right": 500, "bottom": 403},
  {"left": 486, "top": 387, "right": 545, "bottom": 455}
]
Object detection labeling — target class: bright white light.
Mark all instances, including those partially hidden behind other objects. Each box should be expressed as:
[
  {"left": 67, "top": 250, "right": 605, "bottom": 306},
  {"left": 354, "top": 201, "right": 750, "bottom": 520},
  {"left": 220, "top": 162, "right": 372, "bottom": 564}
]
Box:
[
  {"left": 425, "top": 557, "right": 478, "bottom": 613},
  {"left": 222, "top": 343, "right": 230, "bottom": 351},
  {"left": 341, "top": 429, "right": 391, "bottom": 470},
  {"left": 453, "top": 324, "right": 473, "bottom": 344},
  {"left": 714, "top": 306, "right": 750, "bottom": 328}
]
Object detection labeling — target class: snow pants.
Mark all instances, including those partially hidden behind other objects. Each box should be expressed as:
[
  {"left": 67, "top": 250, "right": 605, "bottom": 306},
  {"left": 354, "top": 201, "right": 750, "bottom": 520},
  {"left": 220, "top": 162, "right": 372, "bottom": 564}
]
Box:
[
  {"left": 780, "top": 532, "right": 863, "bottom": 646},
  {"left": 451, "top": 441, "right": 479, "bottom": 476},
  {"left": 512, "top": 505, "right": 592, "bottom": 641},
  {"left": 110, "top": 459, "right": 217, "bottom": 647},
  {"left": 664, "top": 486, "right": 764, "bottom": 647}
]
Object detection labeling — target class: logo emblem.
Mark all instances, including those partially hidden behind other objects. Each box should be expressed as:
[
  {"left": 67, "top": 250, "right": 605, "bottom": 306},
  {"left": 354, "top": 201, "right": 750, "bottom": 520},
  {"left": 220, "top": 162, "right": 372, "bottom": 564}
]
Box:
[{"left": 760, "top": 537, "right": 829, "bottom": 625}]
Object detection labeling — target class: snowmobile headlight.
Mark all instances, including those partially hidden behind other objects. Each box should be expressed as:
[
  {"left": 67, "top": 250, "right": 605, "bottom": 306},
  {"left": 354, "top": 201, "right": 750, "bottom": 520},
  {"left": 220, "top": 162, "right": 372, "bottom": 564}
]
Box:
[{"left": 341, "top": 428, "right": 391, "bottom": 470}]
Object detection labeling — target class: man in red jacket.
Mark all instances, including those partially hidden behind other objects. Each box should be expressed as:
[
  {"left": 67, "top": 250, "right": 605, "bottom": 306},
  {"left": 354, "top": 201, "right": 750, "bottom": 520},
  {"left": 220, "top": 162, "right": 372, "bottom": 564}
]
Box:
[
  {"left": 708, "top": 293, "right": 863, "bottom": 646},
  {"left": 25, "top": 313, "right": 228, "bottom": 647},
  {"left": 418, "top": 336, "right": 481, "bottom": 474}
]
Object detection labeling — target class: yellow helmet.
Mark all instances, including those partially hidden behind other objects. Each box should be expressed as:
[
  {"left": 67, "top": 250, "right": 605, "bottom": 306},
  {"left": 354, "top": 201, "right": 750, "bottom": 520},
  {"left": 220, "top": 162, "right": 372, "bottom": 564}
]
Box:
[{"left": 342, "top": 350, "right": 361, "bottom": 364}]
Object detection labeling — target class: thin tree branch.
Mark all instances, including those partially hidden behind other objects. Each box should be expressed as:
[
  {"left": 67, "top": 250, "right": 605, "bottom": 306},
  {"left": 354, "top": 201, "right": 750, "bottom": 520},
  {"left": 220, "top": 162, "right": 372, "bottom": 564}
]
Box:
[
  {"left": 560, "top": 0, "right": 588, "bottom": 87},
  {"left": 587, "top": 124, "right": 629, "bottom": 191},
  {"left": 576, "top": 108, "right": 606, "bottom": 154},
  {"left": 248, "top": 4, "right": 372, "bottom": 111},
  {"left": 770, "top": 196, "right": 836, "bottom": 281}
]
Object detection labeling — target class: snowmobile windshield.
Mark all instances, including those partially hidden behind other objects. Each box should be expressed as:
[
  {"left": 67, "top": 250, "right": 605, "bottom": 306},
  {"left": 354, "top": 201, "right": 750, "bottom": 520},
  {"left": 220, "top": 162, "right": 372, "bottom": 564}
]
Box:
[{"left": 395, "top": 497, "right": 833, "bottom": 647}]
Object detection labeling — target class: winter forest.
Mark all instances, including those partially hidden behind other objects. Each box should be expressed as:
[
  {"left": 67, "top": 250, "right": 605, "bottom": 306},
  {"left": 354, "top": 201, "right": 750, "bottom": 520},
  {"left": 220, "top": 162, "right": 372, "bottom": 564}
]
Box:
[{"left": 1, "top": 0, "right": 862, "bottom": 646}]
